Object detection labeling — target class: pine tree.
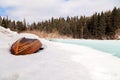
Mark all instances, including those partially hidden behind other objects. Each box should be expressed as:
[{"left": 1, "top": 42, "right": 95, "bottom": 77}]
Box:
[
  {"left": 16, "top": 21, "right": 25, "bottom": 32},
  {"left": 97, "top": 12, "right": 106, "bottom": 39},
  {"left": 0, "top": 16, "right": 2, "bottom": 26},
  {"left": 1, "top": 18, "right": 7, "bottom": 28},
  {"left": 23, "top": 18, "right": 27, "bottom": 29}
]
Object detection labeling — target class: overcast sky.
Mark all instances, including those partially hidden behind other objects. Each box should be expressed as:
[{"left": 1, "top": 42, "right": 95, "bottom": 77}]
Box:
[{"left": 0, "top": 0, "right": 120, "bottom": 23}]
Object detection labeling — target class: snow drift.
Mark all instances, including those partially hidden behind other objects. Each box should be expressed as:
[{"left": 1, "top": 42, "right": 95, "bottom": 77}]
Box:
[{"left": 0, "top": 26, "right": 120, "bottom": 80}]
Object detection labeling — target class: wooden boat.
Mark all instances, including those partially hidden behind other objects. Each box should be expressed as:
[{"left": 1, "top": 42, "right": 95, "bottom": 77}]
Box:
[{"left": 10, "top": 37, "right": 42, "bottom": 55}]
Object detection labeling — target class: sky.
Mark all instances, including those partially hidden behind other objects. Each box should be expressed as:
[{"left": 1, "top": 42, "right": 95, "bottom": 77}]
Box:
[{"left": 0, "top": 0, "right": 120, "bottom": 23}]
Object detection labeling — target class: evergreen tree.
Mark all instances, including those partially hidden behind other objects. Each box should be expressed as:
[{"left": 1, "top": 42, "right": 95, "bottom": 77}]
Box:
[
  {"left": 0, "top": 16, "right": 2, "bottom": 26},
  {"left": 1, "top": 18, "right": 7, "bottom": 28},
  {"left": 97, "top": 12, "right": 106, "bottom": 39},
  {"left": 23, "top": 19, "right": 27, "bottom": 29},
  {"left": 16, "top": 21, "right": 26, "bottom": 32}
]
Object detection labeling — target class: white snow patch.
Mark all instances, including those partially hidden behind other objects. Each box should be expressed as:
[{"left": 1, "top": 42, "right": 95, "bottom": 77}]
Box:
[{"left": 0, "top": 26, "right": 120, "bottom": 80}]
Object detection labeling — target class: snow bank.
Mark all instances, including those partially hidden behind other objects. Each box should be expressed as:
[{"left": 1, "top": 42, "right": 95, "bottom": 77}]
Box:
[{"left": 0, "top": 26, "right": 120, "bottom": 80}]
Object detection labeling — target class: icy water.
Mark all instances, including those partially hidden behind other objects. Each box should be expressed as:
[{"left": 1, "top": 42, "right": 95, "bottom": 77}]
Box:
[{"left": 51, "top": 39, "right": 120, "bottom": 58}]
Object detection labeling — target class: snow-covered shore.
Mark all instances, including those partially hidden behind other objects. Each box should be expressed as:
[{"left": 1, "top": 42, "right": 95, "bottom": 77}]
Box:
[{"left": 0, "top": 26, "right": 120, "bottom": 80}]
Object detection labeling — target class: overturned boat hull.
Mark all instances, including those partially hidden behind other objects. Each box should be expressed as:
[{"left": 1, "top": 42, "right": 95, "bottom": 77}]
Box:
[{"left": 10, "top": 37, "right": 42, "bottom": 55}]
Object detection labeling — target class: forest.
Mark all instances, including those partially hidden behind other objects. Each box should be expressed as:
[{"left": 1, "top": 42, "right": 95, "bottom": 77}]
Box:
[{"left": 0, "top": 7, "right": 120, "bottom": 39}]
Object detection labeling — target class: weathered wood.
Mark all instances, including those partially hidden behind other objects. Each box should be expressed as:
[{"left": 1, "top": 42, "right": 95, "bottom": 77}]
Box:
[{"left": 10, "top": 37, "right": 42, "bottom": 55}]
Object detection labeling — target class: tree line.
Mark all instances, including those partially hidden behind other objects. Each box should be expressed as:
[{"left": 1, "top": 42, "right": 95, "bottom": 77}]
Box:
[{"left": 0, "top": 7, "right": 120, "bottom": 39}]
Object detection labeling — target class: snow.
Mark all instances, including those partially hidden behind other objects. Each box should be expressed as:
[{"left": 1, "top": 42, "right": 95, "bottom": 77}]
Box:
[{"left": 0, "top": 26, "right": 120, "bottom": 80}]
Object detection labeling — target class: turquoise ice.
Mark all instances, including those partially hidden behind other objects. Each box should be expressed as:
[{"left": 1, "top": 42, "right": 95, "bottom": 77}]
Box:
[{"left": 51, "top": 39, "right": 120, "bottom": 58}]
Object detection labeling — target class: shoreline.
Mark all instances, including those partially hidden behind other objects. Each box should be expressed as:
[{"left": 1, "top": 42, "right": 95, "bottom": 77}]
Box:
[{"left": 1, "top": 26, "right": 120, "bottom": 80}]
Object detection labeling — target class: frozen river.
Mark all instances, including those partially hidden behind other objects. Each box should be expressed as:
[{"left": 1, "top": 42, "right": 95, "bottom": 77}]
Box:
[{"left": 51, "top": 39, "right": 120, "bottom": 58}]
